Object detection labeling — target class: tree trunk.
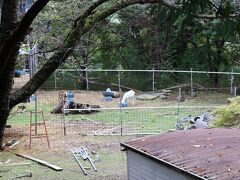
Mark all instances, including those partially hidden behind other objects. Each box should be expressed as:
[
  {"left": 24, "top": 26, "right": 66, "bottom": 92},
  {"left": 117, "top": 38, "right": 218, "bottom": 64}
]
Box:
[
  {"left": 206, "top": 38, "right": 224, "bottom": 88},
  {"left": 213, "top": 39, "right": 224, "bottom": 87},
  {"left": 0, "top": 0, "right": 50, "bottom": 149},
  {"left": 0, "top": 0, "right": 19, "bottom": 149},
  {"left": 0, "top": 0, "right": 3, "bottom": 22},
  {"left": 206, "top": 36, "right": 219, "bottom": 88}
]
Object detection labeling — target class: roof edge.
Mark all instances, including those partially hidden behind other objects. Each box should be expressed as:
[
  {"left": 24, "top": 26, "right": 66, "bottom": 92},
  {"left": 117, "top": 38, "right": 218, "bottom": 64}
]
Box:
[{"left": 121, "top": 142, "right": 207, "bottom": 180}]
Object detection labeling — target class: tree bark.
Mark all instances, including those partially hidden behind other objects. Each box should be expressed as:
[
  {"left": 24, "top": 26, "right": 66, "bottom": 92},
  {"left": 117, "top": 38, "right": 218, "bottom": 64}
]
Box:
[
  {"left": 0, "top": 0, "right": 50, "bottom": 149},
  {"left": 212, "top": 39, "right": 225, "bottom": 87},
  {"left": 206, "top": 36, "right": 224, "bottom": 88},
  {"left": 206, "top": 36, "right": 217, "bottom": 87},
  {"left": 0, "top": 0, "right": 19, "bottom": 149}
]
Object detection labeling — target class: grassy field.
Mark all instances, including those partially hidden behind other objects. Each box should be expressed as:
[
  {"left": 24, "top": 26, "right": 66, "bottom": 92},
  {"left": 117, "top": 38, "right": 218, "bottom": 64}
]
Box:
[{"left": 7, "top": 90, "right": 225, "bottom": 134}]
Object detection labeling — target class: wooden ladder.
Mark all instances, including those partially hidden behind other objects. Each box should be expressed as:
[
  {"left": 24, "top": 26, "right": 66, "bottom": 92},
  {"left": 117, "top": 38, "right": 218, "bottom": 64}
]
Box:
[{"left": 29, "top": 111, "right": 50, "bottom": 150}]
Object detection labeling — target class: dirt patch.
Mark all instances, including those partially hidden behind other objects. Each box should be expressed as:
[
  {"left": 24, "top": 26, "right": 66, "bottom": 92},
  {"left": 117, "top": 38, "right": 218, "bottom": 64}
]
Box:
[
  {"left": 35, "top": 90, "right": 229, "bottom": 109},
  {"left": 35, "top": 90, "right": 175, "bottom": 109},
  {"left": 2, "top": 130, "right": 133, "bottom": 180},
  {"left": 13, "top": 74, "right": 30, "bottom": 89}
]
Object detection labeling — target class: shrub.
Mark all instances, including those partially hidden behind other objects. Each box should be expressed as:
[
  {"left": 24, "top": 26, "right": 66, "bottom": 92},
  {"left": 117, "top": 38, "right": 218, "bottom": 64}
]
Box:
[{"left": 213, "top": 96, "right": 240, "bottom": 127}]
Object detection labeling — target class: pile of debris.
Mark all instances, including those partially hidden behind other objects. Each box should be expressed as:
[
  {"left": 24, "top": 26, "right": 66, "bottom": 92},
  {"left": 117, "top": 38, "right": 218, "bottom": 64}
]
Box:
[
  {"left": 137, "top": 89, "right": 172, "bottom": 100},
  {"left": 176, "top": 112, "right": 213, "bottom": 130},
  {"left": 0, "top": 146, "right": 99, "bottom": 178},
  {"left": 51, "top": 101, "right": 100, "bottom": 114},
  {"left": 70, "top": 147, "right": 98, "bottom": 175},
  {"left": 51, "top": 91, "right": 100, "bottom": 114}
]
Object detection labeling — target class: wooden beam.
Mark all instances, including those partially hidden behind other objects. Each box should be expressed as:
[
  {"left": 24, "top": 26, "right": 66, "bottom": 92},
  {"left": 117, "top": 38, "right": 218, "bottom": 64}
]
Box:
[
  {"left": 1, "top": 162, "right": 32, "bottom": 167},
  {"left": 15, "top": 153, "right": 63, "bottom": 171}
]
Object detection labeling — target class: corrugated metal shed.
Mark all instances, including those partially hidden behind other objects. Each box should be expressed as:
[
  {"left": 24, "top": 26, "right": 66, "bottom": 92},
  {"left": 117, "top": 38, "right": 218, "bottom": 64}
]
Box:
[{"left": 121, "top": 128, "right": 240, "bottom": 180}]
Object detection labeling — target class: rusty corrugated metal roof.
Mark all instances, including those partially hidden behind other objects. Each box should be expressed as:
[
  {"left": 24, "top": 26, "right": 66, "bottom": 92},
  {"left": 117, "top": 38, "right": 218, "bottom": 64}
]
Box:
[{"left": 121, "top": 128, "right": 240, "bottom": 180}]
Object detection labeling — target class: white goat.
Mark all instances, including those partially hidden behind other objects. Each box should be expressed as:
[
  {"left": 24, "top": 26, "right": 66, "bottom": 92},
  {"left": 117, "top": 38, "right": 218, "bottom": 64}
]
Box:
[{"left": 121, "top": 90, "right": 135, "bottom": 105}]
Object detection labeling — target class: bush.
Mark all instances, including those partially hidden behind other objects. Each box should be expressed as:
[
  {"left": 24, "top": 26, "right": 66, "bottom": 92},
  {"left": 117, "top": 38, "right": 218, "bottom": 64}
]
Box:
[{"left": 213, "top": 96, "right": 240, "bottom": 127}]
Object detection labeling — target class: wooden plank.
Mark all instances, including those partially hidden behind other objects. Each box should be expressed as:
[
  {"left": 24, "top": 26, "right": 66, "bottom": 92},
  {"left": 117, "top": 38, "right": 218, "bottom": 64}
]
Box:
[
  {"left": 15, "top": 153, "right": 63, "bottom": 171},
  {"left": 2, "top": 162, "right": 32, "bottom": 167}
]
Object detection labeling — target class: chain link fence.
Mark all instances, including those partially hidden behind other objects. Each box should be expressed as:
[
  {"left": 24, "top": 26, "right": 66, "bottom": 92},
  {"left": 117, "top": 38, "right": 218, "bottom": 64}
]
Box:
[
  {"left": 7, "top": 69, "right": 239, "bottom": 137},
  {"left": 45, "top": 69, "right": 240, "bottom": 94}
]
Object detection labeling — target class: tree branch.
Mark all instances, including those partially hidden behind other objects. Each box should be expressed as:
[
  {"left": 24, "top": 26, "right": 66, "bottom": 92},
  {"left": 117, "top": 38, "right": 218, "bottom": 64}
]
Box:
[
  {"left": 0, "top": 0, "right": 50, "bottom": 71},
  {"left": 194, "top": 13, "right": 240, "bottom": 19},
  {"left": 73, "top": 0, "right": 110, "bottom": 28},
  {"left": 9, "top": 0, "right": 180, "bottom": 108}
]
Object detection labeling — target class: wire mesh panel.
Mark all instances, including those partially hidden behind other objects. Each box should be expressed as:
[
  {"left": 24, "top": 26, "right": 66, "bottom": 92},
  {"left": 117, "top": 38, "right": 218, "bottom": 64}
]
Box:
[
  {"left": 28, "top": 91, "right": 62, "bottom": 135},
  {"left": 176, "top": 106, "right": 218, "bottom": 130},
  {"left": 120, "top": 107, "right": 176, "bottom": 135},
  {"left": 10, "top": 64, "right": 35, "bottom": 137},
  {"left": 7, "top": 68, "right": 240, "bottom": 138},
  {"left": 61, "top": 106, "right": 218, "bottom": 135},
  {"left": 63, "top": 108, "right": 121, "bottom": 135}
]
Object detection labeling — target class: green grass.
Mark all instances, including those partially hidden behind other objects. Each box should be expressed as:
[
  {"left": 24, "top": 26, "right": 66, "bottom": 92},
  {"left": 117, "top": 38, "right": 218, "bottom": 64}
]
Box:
[
  {"left": 8, "top": 102, "right": 61, "bottom": 125},
  {"left": 64, "top": 107, "right": 216, "bottom": 134},
  {"left": 8, "top": 102, "right": 217, "bottom": 134}
]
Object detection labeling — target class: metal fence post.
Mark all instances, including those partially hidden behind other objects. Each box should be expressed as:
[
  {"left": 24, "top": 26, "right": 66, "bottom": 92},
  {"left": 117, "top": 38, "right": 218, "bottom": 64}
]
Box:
[
  {"left": 34, "top": 93, "right": 38, "bottom": 135},
  {"left": 234, "top": 86, "right": 237, "bottom": 97},
  {"left": 54, "top": 70, "right": 57, "bottom": 90},
  {"left": 29, "top": 45, "right": 38, "bottom": 135},
  {"left": 152, "top": 68, "right": 155, "bottom": 92},
  {"left": 63, "top": 109, "right": 66, "bottom": 136},
  {"left": 230, "top": 68, "right": 234, "bottom": 96},
  {"left": 62, "top": 95, "right": 66, "bottom": 136},
  {"left": 86, "top": 67, "right": 89, "bottom": 91},
  {"left": 118, "top": 69, "right": 123, "bottom": 136},
  {"left": 176, "top": 88, "right": 181, "bottom": 128},
  {"left": 190, "top": 68, "right": 194, "bottom": 96}
]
